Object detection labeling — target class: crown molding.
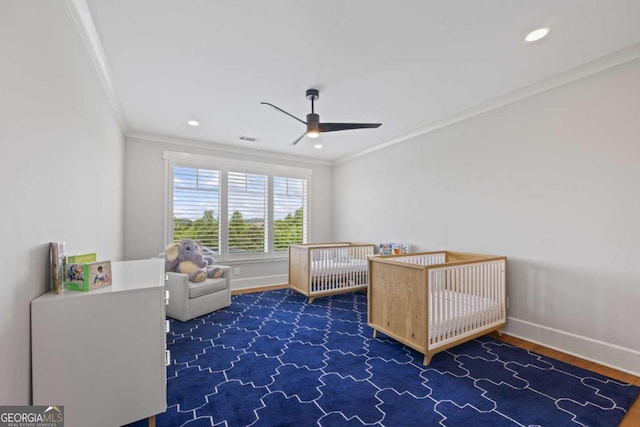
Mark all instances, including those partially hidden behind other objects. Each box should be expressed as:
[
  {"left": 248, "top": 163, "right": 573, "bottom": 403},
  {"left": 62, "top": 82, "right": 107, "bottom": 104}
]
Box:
[
  {"left": 62, "top": 0, "right": 130, "bottom": 133},
  {"left": 127, "top": 131, "right": 333, "bottom": 167},
  {"left": 336, "top": 43, "right": 640, "bottom": 165}
]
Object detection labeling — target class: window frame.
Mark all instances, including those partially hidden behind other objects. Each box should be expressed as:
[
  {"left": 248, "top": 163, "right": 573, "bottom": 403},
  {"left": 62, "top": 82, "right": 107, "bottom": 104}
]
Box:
[{"left": 163, "top": 151, "right": 312, "bottom": 262}]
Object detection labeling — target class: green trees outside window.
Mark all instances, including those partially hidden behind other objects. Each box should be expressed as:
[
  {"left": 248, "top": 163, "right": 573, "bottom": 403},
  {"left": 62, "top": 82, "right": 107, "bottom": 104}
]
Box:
[
  {"left": 274, "top": 207, "right": 304, "bottom": 251},
  {"left": 173, "top": 209, "right": 219, "bottom": 252},
  {"left": 173, "top": 206, "right": 303, "bottom": 254}
]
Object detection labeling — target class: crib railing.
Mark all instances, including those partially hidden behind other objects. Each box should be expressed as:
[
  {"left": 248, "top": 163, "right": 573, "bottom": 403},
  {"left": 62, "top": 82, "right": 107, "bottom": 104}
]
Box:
[
  {"left": 395, "top": 252, "right": 446, "bottom": 266},
  {"left": 310, "top": 244, "right": 373, "bottom": 293},
  {"left": 428, "top": 259, "right": 506, "bottom": 350}
]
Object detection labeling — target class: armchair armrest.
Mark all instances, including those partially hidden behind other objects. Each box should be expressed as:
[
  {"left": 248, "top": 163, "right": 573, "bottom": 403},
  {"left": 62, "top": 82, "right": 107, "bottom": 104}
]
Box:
[
  {"left": 165, "top": 272, "right": 190, "bottom": 318},
  {"left": 217, "top": 265, "right": 231, "bottom": 280},
  {"left": 165, "top": 271, "right": 189, "bottom": 292}
]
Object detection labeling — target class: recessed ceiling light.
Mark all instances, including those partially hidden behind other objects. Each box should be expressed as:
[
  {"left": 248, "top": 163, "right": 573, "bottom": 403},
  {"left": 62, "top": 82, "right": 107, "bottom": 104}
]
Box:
[
  {"left": 525, "top": 27, "right": 551, "bottom": 42},
  {"left": 187, "top": 120, "right": 200, "bottom": 127},
  {"left": 314, "top": 143, "right": 323, "bottom": 149}
]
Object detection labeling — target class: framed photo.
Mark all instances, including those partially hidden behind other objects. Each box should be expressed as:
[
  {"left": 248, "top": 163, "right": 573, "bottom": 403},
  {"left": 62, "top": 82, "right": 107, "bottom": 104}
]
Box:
[{"left": 88, "top": 261, "right": 112, "bottom": 291}]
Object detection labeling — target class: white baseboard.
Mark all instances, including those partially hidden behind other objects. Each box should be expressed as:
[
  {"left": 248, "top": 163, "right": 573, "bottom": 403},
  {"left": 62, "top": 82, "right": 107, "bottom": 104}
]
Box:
[
  {"left": 231, "top": 274, "right": 288, "bottom": 291},
  {"left": 504, "top": 317, "right": 640, "bottom": 377}
]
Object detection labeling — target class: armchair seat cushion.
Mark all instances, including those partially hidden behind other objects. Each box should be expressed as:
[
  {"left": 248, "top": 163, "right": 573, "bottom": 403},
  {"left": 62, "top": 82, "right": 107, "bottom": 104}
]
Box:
[{"left": 189, "top": 277, "right": 228, "bottom": 299}]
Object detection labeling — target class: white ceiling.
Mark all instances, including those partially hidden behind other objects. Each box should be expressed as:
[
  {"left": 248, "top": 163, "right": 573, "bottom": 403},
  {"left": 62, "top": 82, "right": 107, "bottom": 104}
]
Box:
[{"left": 80, "top": 0, "right": 640, "bottom": 162}]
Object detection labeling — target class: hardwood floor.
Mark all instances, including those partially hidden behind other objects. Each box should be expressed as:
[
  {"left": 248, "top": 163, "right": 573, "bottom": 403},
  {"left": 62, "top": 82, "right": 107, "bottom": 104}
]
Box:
[
  {"left": 489, "top": 332, "right": 640, "bottom": 427},
  {"left": 231, "top": 286, "right": 639, "bottom": 425},
  {"left": 231, "top": 283, "right": 290, "bottom": 295}
]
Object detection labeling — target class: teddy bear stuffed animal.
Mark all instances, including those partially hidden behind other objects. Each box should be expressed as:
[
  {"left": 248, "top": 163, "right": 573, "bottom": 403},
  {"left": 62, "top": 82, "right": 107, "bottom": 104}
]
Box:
[{"left": 165, "top": 239, "right": 223, "bottom": 282}]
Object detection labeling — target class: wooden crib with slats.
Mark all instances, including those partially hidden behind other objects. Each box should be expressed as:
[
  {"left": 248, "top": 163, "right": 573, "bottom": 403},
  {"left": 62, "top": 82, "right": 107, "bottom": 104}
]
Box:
[
  {"left": 289, "top": 242, "right": 375, "bottom": 303},
  {"left": 368, "top": 251, "right": 507, "bottom": 365}
]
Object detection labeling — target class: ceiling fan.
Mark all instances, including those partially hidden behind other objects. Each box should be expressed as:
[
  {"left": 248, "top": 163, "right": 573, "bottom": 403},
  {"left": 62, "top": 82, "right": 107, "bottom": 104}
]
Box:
[{"left": 261, "top": 89, "right": 382, "bottom": 146}]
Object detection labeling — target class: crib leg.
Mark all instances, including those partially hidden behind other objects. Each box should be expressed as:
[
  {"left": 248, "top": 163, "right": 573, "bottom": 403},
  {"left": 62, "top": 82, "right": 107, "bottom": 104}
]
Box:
[
  {"left": 496, "top": 328, "right": 503, "bottom": 337},
  {"left": 372, "top": 329, "right": 378, "bottom": 338},
  {"left": 423, "top": 353, "right": 433, "bottom": 366},
  {"left": 308, "top": 297, "right": 315, "bottom": 304}
]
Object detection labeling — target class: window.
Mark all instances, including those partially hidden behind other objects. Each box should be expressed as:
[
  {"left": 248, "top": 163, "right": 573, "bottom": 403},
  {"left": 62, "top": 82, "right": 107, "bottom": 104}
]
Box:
[
  {"left": 273, "top": 176, "right": 307, "bottom": 251},
  {"left": 166, "top": 153, "right": 310, "bottom": 260},
  {"left": 228, "top": 172, "right": 268, "bottom": 254},
  {"left": 172, "top": 167, "right": 221, "bottom": 254}
]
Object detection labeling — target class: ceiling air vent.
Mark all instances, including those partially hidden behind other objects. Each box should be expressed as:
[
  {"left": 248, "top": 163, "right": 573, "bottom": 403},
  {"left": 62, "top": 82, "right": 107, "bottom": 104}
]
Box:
[{"left": 239, "top": 135, "right": 261, "bottom": 142}]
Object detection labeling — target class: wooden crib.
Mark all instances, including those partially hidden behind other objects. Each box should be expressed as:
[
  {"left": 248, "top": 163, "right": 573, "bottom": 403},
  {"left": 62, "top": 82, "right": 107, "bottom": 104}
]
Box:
[
  {"left": 289, "top": 242, "right": 375, "bottom": 303},
  {"left": 368, "top": 251, "right": 507, "bottom": 365}
]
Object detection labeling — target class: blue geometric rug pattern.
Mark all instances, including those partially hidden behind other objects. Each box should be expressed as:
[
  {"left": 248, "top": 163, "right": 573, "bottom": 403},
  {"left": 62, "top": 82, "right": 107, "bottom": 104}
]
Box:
[{"left": 128, "top": 289, "right": 638, "bottom": 427}]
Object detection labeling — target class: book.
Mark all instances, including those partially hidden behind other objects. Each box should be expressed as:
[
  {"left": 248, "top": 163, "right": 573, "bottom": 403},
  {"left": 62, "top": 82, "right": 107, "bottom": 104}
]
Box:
[
  {"left": 378, "top": 242, "right": 410, "bottom": 255},
  {"left": 378, "top": 243, "right": 393, "bottom": 255},
  {"left": 65, "top": 253, "right": 112, "bottom": 291},
  {"left": 49, "top": 241, "right": 66, "bottom": 294}
]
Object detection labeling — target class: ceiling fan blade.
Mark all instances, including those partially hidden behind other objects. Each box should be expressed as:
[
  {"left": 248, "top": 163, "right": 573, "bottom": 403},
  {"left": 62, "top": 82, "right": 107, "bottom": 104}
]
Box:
[
  {"left": 289, "top": 132, "right": 307, "bottom": 147},
  {"left": 318, "top": 122, "right": 382, "bottom": 133},
  {"left": 261, "top": 102, "right": 307, "bottom": 125}
]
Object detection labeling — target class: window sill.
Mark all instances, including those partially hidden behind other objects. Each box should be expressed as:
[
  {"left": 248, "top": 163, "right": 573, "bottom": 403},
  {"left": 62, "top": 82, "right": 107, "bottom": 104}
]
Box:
[{"left": 221, "top": 255, "right": 288, "bottom": 266}]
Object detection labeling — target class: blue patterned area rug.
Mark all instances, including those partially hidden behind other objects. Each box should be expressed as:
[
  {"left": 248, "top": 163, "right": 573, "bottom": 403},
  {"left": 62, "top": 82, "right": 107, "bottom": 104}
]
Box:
[{"left": 127, "top": 289, "right": 638, "bottom": 427}]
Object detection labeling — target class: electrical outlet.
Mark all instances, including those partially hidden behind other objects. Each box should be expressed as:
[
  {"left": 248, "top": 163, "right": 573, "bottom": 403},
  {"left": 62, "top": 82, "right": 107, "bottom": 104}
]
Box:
[{"left": 234, "top": 267, "right": 240, "bottom": 275}]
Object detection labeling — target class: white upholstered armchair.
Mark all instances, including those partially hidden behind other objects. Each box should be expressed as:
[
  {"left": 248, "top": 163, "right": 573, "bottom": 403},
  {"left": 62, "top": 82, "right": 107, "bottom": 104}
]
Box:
[{"left": 165, "top": 266, "right": 231, "bottom": 322}]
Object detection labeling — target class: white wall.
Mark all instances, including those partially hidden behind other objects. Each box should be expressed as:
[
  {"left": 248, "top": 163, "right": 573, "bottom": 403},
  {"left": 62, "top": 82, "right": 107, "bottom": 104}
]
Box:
[
  {"left": 0, "top": 2, "right": 124, "bottom": 403},
  {"left": 123, "top": 136, "right": 333, "bottom": 288},
  {"left": 333, "top": 58, "right": 640, "bottom": 374}
]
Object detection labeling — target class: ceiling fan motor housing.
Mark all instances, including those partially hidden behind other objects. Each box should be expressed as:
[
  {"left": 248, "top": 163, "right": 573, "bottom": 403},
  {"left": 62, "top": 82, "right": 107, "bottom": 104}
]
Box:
[{"left": 306, "top": 113, "right": 320, "bottom": 134}]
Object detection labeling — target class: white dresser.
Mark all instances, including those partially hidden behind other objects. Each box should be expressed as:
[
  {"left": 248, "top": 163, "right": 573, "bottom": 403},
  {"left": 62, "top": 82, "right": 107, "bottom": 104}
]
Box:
[{"left": 31, "top": 258, "right": 168, "bottom": 427}]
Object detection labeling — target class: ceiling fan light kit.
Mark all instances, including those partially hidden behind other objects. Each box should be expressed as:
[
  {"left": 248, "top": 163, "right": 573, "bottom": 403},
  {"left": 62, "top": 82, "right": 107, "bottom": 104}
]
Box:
[
  {"left": 261, "top": 88, "right": 381, "bottom": 146},
  {"left": 306, "top": 113, "right": 320, "bottom": 138}
]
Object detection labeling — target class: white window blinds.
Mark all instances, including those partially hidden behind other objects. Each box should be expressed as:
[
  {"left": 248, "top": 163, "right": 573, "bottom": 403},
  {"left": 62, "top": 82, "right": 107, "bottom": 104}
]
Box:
[
  {"left": 227, "top": 172, "right": 268, "bottom": 254},
  {"left": 166, "top": 152, "right": 310, "bottom": 260},
  {"left": 273, "top": 176, "right": 307, "bottom": 251},
  {"left": 172, "top": 166, "right": 221, "bottom": 255}
]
